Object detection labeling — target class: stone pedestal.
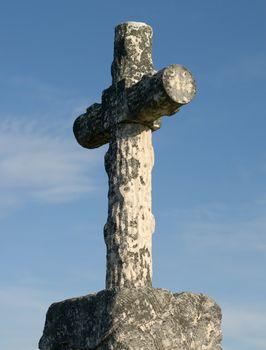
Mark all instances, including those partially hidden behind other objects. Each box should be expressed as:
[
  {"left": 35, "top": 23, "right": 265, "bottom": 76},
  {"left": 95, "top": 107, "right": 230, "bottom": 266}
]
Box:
[{"left": 39, "top": 288, "right": 222, "bottom": 350}]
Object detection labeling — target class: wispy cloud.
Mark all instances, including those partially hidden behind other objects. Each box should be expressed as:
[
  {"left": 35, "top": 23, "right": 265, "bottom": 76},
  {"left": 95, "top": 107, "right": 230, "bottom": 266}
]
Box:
[
  {"left": 167, "top": 201, "right": 266, "bottom": 253},
  {"left": 0, "top": 116, "right": 103, "bottom": 216},
  {"left": 223, "top": 304, "right": 266, "bottom": 350},
  {"left": 0, "top": 286, "right": 49, "bottom": 310},
  {"left": 0, "top": 285, "right": 60, "bottom": 350},
  {"left": 206, "top": 52, "right": 266, "bottom": 89}
]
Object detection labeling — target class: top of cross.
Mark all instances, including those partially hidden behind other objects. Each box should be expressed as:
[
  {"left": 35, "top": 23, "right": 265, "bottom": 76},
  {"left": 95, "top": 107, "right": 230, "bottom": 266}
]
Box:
[{"left": 73, "top": 22, "right": 196, "bottom": 149}]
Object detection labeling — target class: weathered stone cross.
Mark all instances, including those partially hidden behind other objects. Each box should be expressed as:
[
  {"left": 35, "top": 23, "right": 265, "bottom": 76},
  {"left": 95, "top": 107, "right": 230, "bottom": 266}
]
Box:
[{"left": 73, "top": 22, "right": 196, "bottom": 290}]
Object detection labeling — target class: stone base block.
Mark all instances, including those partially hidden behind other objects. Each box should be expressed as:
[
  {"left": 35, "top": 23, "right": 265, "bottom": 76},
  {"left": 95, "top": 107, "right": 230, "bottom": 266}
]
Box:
[{"left": 39, "top": 288, "right": 222, "bottom": 350}]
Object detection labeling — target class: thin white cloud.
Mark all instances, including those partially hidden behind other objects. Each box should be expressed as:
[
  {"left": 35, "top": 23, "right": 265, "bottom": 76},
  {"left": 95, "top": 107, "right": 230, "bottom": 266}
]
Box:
[
  {"left": 0, "top": 116, "right": 103, "bottom": 214},
  {"left": 0, "top": 71, "right": 107, "bottom": 217},
  {"left": 223, "top": 305, "right": 266, "bottom": 350},
  {"left": 0, "top": 285, "right": 59, "bottom": 350},
  {"left": 167, "top": 201, "right": 266, "bottom": 253},
  {"left": 0, "top": 286, "right": 49, "bottom": 310},
  {"left": 205, "top": 51, "right": 266, "bottom": 89}
]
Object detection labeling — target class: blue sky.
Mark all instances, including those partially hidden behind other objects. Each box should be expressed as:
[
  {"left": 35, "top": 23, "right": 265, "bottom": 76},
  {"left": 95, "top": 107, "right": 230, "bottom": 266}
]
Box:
[{"left": 0, "top": 1, "right": 265, "bottom": 349}]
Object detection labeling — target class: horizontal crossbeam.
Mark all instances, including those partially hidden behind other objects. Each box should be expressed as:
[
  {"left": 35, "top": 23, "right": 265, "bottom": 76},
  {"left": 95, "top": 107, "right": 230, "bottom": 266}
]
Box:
[{"left": 73, "top": 64, "right": 196, "bottom": 149}]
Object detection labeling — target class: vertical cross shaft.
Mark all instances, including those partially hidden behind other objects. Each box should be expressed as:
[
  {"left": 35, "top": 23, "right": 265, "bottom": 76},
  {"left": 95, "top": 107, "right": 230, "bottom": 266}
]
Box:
[
  {"left": 105, "top": 23, "right": 155, "bottom": 288},
  {"left": 104, "top": 124, "right": 154, "bottom": 288}
]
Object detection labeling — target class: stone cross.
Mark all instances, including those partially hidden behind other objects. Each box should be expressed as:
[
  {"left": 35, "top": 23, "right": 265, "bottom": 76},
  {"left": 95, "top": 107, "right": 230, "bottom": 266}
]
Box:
[
  {"left": 73, "top": 22, "right": 196, "bottom": 290},
  {"left": 40, "top": 23, "right": 222, "bottom": 350}
]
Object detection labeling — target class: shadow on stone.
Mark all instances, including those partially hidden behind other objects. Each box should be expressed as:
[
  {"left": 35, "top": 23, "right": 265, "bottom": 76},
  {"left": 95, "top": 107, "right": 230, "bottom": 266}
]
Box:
[{"left": 39, "top": 288, "right": 222, "bottom": 350}]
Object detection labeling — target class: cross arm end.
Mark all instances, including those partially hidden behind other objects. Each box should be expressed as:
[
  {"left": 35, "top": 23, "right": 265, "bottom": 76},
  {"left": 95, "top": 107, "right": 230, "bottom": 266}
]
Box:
[
  {"left": 73, "top": 103, "right": 109, "bottom": 149},
  {"left": 126, "top": 64, "right": 196, "bottom": 126}
]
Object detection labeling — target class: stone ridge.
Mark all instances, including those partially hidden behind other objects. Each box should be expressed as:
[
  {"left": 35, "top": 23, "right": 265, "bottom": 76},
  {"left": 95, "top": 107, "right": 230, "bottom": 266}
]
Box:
[{"left": 39, "top": 288, "right": 222, "bottom": 350}]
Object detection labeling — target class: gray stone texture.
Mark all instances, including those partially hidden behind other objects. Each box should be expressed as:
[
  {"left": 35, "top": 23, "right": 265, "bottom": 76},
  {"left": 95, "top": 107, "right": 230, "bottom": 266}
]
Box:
[
  {"left": 104, "top": 123, "right": 154, "bottom": 289},
  {"left": 73, "top": 22, "right": 196, "bottom": 290},
  {"left": 39, "top": 288, "right": 222, "bottom": 350},
  {"left": 39, "top": 22, "right": 222, "bottom": 350}
]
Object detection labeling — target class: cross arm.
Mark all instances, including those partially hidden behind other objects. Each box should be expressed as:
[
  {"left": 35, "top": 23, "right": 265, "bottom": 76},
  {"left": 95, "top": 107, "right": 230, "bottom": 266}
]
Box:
[
  {"left": 125, "top": 64, "right": 196, "bottom": 124},
  {"left": 73, "top": 64, "right": 196, "bottom": 149},
  {"left": 73, "top": 103, "right": 108, "bottom": 149}
]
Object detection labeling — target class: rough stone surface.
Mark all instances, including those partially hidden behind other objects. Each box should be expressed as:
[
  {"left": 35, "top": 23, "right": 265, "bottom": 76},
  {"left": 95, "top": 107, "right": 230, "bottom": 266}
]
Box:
[
  {"left": 111, "top": 22, "right": 154, "bottom": 87},
  {"left": 73, "top": 22, "right": 196, "bottom": 289},
  {"left": 73, "top": 22, "right": 196, "bottom": 150},
  {"left": 73, "top": 64, "right": 196, "bottom": 149},
  {"left": 39, "top": 21, "right": 222, "bottom": 350},
  {"left": 104, "top": 124, "right": 154, "bottom": 288},
  {"left": 39, "top": 288, "right": 222, "bottom": 350}
]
